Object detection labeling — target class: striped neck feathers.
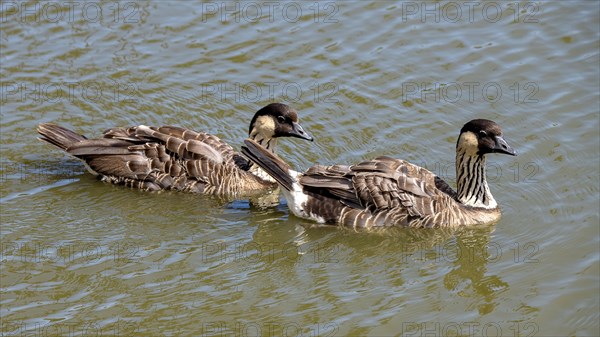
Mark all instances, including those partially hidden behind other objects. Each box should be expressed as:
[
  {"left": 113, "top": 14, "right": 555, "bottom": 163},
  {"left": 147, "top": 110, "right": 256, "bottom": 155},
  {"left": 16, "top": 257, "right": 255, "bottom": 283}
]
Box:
[
  {"left": 248, "top": 131, "right": 278, "bottom": 153},
  {"left": 248, "top": 116, "right": 278, "bottom": 182},
  {"left": 455, "top": 133, "right": 497, "bottom": 209}
]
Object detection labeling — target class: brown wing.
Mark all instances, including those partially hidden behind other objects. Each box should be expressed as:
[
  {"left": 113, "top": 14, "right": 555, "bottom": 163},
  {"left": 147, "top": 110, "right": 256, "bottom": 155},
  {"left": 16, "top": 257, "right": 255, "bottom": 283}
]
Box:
[
  {"left": 64, "top": 125, "right": 252, "bottom": 193},
  {"left": 299, "top": 156, "right": 457, "bottom": 227},
  {"left": 350, "top": 156, "right": 439, "bottom": 217},
  {"left": 299, "top": 164, "right": 361, "bottom": 208}
]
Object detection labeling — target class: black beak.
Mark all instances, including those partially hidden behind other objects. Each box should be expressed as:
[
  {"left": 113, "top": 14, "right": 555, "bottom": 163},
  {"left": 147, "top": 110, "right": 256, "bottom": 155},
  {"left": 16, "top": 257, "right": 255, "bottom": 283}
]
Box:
[
  {"left": 493, "top": 135, "right": 517, "bottom": 156},
  {"left": 289, "top": 122, "right": 314, "bottom": 141}
]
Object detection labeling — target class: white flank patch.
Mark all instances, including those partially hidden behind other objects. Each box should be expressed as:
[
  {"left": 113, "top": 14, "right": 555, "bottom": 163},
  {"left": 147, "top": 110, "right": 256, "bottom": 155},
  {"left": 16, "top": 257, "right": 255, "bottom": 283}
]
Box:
[{"left": 280, "top": 170, "right": 326, "bottom": 223}]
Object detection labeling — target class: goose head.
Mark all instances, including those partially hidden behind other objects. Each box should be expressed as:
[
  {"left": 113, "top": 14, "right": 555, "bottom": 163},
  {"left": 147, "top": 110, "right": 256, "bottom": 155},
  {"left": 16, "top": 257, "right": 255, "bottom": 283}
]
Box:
[
  {"left": 454, "top": 119, "right": 517, "bottom": 209},
  {"left": 248, "top": 103, "right": 313, "bottom": 142},
  {"left": 456, "top": 119, "right": 517, "bottom": 157}
]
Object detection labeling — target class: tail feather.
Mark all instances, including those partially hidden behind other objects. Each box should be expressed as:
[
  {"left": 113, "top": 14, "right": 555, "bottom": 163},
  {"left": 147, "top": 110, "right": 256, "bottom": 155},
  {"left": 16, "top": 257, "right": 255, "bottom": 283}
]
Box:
[
  {"left": 37, "top": 123, "right": 87, "bottom": 151},
  {"left": 241, "top": 139, "right": 294, "bottom": 191}
]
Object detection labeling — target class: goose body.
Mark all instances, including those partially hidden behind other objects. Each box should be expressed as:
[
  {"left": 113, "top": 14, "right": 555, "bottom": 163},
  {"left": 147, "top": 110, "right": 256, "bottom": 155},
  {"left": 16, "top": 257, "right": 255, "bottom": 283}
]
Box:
[
  {"left": 241, "top": 119, "right": 517, "bottom": 228},
  {"left": 37, "top": 103, "right": 313, "bottom": 197}
]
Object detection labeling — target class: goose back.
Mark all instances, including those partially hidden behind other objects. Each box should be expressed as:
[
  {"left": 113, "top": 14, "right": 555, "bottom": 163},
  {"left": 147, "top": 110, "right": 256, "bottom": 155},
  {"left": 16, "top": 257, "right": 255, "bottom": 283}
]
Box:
[
  {"left": 299, "top": 157, "right": 500, "bottom": 228},
  {"left": 38, "top": 103, "right": 313, "bottom": 197},
  {"left": 40, "top": 123, "right": 270, "bottom": 195}
]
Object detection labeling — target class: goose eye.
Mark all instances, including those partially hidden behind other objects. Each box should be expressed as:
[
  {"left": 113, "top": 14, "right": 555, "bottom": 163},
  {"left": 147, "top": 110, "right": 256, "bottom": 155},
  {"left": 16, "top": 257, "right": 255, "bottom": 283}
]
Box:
[
  {"left": 277, "top": 116, "right": 286, "bottom": 123},
  {"left": 478, "top": 130, "right": 487, "bottom": 138}
]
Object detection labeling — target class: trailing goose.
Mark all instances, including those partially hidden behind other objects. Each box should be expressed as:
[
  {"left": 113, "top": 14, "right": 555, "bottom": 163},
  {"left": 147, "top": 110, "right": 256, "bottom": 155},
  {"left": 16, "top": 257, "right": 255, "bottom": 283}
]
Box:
[
  {"left": 241, "top": 119, "right": 517, "bottom": 228},
  {"left": 37, "top": 103, "right": 313, "bottom": 196}
]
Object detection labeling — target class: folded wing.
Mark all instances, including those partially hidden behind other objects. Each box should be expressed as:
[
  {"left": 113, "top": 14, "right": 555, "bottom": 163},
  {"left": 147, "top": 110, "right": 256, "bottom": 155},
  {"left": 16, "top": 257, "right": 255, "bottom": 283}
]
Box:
[
  {"left": 300, "top": 156, "right": 453, "bottom": 224},
  {"left": 40, "top": 123, "right": 252, "bottom": 193}
]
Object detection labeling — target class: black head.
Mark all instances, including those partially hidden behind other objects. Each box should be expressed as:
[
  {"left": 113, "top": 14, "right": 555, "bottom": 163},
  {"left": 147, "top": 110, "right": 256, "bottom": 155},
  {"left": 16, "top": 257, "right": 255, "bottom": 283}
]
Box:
[
  {"left": 457, "top": 119, "right": 517, "bottom": 156},
  {"left": 248, "top": 103, "right": 313, "bottom": 141}
]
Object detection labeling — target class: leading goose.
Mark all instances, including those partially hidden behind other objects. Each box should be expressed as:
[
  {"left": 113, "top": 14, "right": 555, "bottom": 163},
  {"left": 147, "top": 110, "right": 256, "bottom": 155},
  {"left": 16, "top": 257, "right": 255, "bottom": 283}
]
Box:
[
  {"left": 37, "top": 103, "right": 313, "bottom": 196},
  {"left": 241, "top": 119, "right": 517, "bottom": 228}
]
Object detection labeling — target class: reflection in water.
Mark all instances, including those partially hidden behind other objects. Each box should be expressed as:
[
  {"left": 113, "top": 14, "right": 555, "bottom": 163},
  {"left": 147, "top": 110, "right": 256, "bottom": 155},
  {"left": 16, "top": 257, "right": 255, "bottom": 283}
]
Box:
[
  {"left": 443, "top": 227, "right": 510, "bottom": 315},
  {"left": 249, "top": 222, "right": 538, "bottom": 334}
]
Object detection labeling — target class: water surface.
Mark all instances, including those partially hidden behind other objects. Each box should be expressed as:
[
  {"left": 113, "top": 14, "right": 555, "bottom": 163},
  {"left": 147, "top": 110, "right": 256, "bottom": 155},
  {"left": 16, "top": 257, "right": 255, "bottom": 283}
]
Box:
[{"left": 1, "top": 1, "right": 599, "bottom": 336}]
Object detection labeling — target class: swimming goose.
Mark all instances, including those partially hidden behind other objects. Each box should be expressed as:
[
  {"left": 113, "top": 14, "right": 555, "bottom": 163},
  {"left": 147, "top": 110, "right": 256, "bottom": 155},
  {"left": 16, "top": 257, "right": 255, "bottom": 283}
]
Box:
[
  {"left": 241, "top": 119, "right": 517, "bottom": 228},
  {"left": 37, "top": 103, "right": 313, "bottom": 196}
]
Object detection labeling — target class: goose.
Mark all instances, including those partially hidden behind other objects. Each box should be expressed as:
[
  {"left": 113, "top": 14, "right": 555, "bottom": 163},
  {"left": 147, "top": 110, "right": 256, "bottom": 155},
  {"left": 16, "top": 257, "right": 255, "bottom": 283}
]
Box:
[
  {"left": 241, "top": 119, "right": 517, "bottom": 228},
  {"left": 37, "top": 103, "right": 313, "bottom": 196}
]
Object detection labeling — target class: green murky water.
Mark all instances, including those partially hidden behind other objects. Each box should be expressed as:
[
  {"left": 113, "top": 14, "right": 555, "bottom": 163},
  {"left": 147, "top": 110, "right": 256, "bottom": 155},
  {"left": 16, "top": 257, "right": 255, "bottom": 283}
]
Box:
[{"left": 1, "top": 1, "right": 598, "bottom": 336}]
